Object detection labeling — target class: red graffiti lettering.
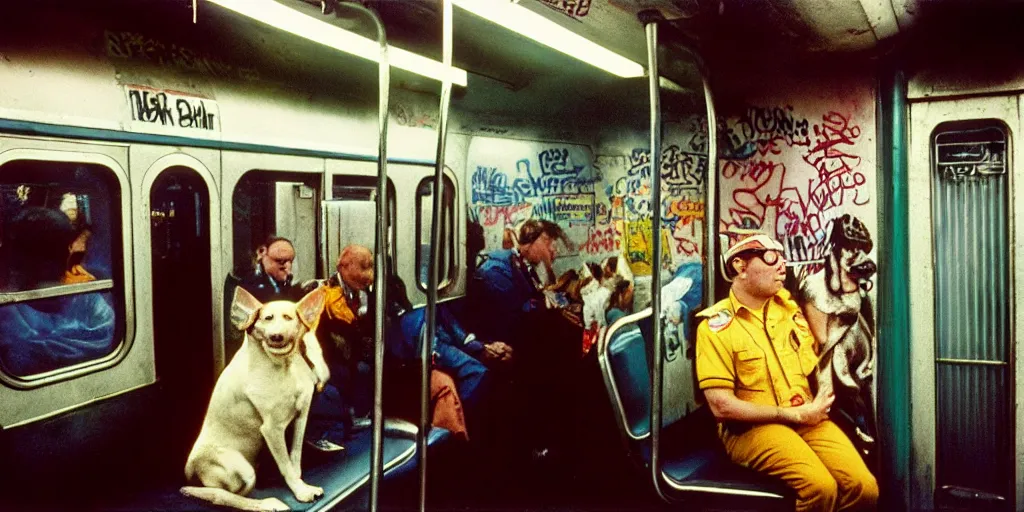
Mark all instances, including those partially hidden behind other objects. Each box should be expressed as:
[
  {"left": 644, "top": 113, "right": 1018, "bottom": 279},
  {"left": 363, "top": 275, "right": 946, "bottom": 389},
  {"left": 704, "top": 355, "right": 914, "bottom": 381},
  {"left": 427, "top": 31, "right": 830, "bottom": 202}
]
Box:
[
  {"left": 477, "top": 204, "right": 531, "bottom": 227},
  {"left": 581, "top": 225, "right": 619, "bottom": 255}
]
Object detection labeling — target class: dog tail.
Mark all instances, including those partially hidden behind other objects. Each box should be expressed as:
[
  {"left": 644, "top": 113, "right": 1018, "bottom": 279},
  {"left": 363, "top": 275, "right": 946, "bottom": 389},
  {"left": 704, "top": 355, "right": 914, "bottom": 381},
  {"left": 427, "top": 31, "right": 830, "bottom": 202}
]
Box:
[{"left": 180, "top": 486, "right": 290, "bottom": 511}]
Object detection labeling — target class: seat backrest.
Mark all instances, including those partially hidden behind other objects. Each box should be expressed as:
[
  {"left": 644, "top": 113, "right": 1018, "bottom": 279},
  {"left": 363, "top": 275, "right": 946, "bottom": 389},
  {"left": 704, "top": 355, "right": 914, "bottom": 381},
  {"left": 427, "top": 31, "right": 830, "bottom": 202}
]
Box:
[
  {"left": 597, "top": 262, "right": 705, "bottom": 445},
  {"left": 599, "top": 309, "right": 653, "bottom": 439}
]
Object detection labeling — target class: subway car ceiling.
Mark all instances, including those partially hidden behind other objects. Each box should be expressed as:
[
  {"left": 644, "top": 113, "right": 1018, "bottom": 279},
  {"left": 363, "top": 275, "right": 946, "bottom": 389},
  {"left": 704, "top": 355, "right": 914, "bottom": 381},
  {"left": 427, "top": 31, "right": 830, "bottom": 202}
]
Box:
[{"left": 0, "top": 0, "right": 706, "bottom": 155}]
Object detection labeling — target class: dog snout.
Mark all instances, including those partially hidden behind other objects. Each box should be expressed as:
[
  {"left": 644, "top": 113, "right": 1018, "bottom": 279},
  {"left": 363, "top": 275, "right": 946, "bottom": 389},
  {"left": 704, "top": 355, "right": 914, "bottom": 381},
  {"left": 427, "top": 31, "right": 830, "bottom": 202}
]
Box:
[
  {"left": 850, "top": 259, "right": 877, "bottom": 279},
  {"left": 270, "top": 333, "right": 285, "bottom": 343}
]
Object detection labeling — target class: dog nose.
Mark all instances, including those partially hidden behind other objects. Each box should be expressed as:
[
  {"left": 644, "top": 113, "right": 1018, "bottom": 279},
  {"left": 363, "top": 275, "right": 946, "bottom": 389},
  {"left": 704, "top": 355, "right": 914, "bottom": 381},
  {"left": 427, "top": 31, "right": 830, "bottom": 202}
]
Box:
[
  {"left": 853, "top": 260, "right": 877, "bottom": 277},
  {"left": 270, "top": 334, "right": 284, "bottom": 343}
]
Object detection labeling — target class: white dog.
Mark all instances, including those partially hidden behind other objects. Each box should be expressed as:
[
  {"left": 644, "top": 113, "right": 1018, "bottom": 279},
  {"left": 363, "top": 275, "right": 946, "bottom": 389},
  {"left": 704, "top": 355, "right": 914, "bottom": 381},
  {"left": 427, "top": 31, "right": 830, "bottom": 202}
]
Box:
[{"left": 181, "top": 286, "right": 328, "bottom": 512}]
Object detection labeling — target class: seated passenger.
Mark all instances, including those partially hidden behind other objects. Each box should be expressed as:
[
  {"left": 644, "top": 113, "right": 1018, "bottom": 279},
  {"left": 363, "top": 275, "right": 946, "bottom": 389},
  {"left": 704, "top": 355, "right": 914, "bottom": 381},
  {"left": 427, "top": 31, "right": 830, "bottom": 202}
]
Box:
[
  {"left": 695, "top": 233, "right": 877, "bottom": 511},
  {"left": 304, "top": 244, "right": 377, "bottom": 452},
  {"left": 63, "top": 225, "right": 96, "bottom": 284},
  {"left": 386, "top": 272, "right": 506, "bottom": 438},
  {"left": 469, "top": 219, "right": 565, "bottom": 343},
  {"left": 470, "top": 219, "right": 584, "bottom": 461},
  {"left": 239, "top": 236, "right": 305, "bottom": 303},
  {"left": 0, "top": 207, "right": 115, "bottom": 376}
]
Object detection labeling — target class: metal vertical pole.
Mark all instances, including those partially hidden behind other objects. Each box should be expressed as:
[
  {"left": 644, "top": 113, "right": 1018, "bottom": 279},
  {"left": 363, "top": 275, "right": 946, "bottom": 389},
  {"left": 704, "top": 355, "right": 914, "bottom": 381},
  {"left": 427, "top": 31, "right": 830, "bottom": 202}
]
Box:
[
  {"left": 334, "top": 3, "right": 390, "bottom": 510},
  {"left": 422, "top": 1, "right": 454, "bottom": 510},
  {"left": 700, "top": 65, "right": 718, "bottom": 305},
  {"left": 643, "top": 16, "right": 670, "bottom": 503}
]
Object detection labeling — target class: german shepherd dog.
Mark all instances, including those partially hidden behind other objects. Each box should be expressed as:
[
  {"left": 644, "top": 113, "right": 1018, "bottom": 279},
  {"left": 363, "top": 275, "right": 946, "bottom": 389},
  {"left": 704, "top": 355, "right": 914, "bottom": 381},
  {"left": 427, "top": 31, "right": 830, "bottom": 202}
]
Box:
[{"left": 799, "top": 214, "right": 877, "bottom": 452}]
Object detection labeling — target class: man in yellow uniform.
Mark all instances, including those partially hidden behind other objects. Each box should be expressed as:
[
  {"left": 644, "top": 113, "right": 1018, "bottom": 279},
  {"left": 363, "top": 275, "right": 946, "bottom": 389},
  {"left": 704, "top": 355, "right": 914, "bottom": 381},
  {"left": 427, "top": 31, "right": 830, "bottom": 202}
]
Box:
[{"left": 695, "top": 232, "right": 878, "bottom": 512}]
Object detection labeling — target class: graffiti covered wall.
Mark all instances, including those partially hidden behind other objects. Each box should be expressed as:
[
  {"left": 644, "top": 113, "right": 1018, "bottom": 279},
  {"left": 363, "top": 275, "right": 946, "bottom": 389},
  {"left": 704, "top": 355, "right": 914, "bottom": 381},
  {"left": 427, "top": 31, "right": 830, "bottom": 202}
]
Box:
[
  {"left": 718, "top": 101, "right": 876, "bottom": 266},
  {"left": 593, "top": 122, "right": 708, "bottom": 277},
  {"left": 466, "top": 126, "right": 710, "bottom": 278},
  {"left": 715, "top": 72, "right": 880, "bottom": 458},
  {"left": 465, "top": 137, "right": 598, "bottom": 273}
]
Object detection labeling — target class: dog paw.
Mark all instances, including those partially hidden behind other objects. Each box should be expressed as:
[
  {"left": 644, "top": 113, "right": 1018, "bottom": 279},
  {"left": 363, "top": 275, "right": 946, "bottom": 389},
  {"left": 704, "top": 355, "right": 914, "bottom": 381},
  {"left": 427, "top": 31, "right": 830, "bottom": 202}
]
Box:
[
  {"left": 258, "top": 497, "right": 290, "bottom": 511},
  {"left": 291, "top": 482, "right": 324, "bottom": 503}
]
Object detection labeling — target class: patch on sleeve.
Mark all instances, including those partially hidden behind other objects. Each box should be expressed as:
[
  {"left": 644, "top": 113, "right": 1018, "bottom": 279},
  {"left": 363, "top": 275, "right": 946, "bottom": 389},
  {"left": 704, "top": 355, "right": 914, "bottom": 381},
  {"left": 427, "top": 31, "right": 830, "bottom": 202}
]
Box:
[{"left": 707, "top": 310, "right": 733, "bottom": 332}]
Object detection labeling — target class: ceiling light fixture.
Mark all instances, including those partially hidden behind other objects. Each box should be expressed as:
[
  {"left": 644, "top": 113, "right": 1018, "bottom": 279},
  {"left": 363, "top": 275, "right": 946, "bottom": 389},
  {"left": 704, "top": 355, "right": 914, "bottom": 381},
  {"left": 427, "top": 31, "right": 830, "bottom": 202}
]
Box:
[
  {"left": 208, "top": 0, "right": 469, "bottom": 86},
  {"left": 452, "top": 0, "right": 645, "bottom": 78}
]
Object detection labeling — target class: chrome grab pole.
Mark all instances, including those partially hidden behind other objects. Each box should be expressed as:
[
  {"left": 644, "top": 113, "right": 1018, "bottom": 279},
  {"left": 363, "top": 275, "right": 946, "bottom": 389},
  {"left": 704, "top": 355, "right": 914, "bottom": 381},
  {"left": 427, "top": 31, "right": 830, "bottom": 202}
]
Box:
[
  {"left": 643, "top": 16, "right": 671, "bottom": 503},
  {"left": 333, "top": 3, "right": 390, "bottom": 511},
  {"left": 700, "top": 62, "right": 718, "bottom": 307},
  {"left": 422, "top": 0, "right": 454, "bottom": 510}
]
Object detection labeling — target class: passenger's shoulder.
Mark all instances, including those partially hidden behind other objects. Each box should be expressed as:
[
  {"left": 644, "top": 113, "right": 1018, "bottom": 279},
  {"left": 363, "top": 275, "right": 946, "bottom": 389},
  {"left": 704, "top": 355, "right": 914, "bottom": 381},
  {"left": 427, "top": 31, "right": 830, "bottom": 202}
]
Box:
[
  {"left": 695, "top": 298, "right": 734, "bottom": 333},
  {"left": 477, "top": 250, "right": 514, "bottom": 273}
]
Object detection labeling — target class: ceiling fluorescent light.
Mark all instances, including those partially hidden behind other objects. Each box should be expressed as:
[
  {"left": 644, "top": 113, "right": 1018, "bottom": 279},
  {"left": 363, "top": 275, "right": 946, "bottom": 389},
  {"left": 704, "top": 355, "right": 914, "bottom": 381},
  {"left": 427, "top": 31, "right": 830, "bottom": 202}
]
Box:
[
  {"left": 453, "top": 0, "right": 644, "bottom": 78},
  {"left": 208, "top": 0, "right": 468, "bottom": 86}
]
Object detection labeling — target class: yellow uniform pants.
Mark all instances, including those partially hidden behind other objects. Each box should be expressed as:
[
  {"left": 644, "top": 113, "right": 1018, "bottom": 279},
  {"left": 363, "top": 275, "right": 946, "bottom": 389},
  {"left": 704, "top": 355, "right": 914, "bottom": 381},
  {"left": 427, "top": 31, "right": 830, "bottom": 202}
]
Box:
[{"left": 720, "top": 420, "right": 878, "bottom": 512}]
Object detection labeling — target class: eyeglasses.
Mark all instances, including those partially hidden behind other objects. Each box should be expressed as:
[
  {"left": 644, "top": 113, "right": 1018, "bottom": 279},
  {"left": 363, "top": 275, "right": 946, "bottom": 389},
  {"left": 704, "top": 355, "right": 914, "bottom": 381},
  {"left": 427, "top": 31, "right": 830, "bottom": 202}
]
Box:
[{"left": 738, "top": 249, "right": 784, "bottom": 266}]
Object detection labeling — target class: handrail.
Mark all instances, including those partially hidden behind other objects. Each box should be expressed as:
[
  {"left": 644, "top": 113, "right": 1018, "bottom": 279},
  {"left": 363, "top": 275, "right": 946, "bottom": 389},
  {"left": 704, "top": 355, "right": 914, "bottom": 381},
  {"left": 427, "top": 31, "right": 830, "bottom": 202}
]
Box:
[
  {"left": 328, "top": 3, "right": 390, "bottom": 511},
  {"left": 422, "top": 1, "right": 454, "bottom": 511},
  {"left": 701, "top": 60, "right": 718, "bottom": 306},
  {"left": 642, "top": 14, "right": 671, "bottom": 504},
  {"left": 0, "top": 279, "right": 115, "bottom": 306}
]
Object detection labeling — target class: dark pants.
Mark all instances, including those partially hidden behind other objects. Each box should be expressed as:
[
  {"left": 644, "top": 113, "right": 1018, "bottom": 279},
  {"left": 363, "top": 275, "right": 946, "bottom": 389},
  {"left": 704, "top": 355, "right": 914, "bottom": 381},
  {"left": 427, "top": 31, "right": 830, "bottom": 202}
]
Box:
[
  {"left": 505, "top": 309, "right": 583, "bottom": 457},
  {"left": 306, "top": 359, "right": 373, "bottom": 444}
]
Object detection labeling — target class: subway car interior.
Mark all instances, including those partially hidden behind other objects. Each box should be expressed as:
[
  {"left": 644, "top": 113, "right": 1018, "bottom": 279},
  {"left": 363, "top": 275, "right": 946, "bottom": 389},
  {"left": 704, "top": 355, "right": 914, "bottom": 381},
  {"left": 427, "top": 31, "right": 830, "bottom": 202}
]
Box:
[{"left": 2, "top": 0, "right": 1024, "bottom": 511}]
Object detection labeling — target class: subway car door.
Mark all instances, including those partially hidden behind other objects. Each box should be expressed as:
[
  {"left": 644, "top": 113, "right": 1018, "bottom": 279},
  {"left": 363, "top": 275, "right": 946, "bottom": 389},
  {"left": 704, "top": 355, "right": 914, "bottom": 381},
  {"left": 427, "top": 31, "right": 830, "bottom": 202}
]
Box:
[
  {"left": 132, "top": 146, "right": 220, "bottom": 460},
  {"left": 907, "top": 94, "right": 1019, "bottom": 511}
]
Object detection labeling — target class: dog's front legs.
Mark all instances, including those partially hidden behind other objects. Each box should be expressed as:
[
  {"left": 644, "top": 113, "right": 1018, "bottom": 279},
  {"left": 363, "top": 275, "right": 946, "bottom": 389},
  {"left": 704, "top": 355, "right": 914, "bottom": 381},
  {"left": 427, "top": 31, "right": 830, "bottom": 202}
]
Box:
[
  {"left": 290, "top": 399, "right": 311, "bottom": 476},
  {"left": 302, "top": 332, "right": 330, "bottom": 392},
  {"left": 261, "top": 422, "right": 324, "bottom": 503}
]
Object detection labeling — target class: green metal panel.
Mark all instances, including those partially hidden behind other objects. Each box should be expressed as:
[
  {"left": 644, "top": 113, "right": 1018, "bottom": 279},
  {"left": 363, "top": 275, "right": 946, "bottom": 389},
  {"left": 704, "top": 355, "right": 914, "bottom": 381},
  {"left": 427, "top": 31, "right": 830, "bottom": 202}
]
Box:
[{"left": 877, "top": 65, "right": 911, "bottom": 511}]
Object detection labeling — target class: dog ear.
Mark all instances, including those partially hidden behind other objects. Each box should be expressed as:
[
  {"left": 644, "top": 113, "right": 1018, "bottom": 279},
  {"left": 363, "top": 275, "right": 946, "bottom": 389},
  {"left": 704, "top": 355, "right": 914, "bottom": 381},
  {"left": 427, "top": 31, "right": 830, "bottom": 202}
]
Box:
[
  {"left": 231, "top": 287, "right": 263, "bottom": 331},
  {"left": 296, "top": 287, "right": 326, "bottom": 330}
]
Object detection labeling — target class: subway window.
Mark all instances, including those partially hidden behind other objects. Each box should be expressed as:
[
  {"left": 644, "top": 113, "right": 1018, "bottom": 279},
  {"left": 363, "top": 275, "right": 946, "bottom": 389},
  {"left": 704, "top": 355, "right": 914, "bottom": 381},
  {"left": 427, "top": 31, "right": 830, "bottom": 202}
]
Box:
[
  {"left": 232, "top": 170, "right": 321, "bottom": 285},
  {"left": 0, "top": 160, "right": 124, "bottom": 379},
  {"left": 416, "top": 174, "right": 455, "bottom": 290},
  {"left": 328, "top": 175, "right": 397, "bottom": 277}
]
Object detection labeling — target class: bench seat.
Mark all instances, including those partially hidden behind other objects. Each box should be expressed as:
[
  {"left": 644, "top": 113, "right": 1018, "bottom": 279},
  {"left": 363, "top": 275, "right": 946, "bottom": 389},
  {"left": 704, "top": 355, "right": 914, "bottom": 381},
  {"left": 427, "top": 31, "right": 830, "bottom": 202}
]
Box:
[
  {"left": 598, "top": 307, "right": 794, "bottom": 508},
  {"left": 105, "top": 419, "right": 438, "bottom": 511}
]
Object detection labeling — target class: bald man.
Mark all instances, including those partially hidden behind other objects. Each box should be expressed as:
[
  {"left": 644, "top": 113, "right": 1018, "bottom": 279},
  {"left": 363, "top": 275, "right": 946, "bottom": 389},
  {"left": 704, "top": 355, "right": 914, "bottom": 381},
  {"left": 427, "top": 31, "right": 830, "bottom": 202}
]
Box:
[
  {"left": 309, "top": 244, "right": 470, "bottom": 444},
  {"left": 304, "top": 245, "right": 377, "bottom": 451}
]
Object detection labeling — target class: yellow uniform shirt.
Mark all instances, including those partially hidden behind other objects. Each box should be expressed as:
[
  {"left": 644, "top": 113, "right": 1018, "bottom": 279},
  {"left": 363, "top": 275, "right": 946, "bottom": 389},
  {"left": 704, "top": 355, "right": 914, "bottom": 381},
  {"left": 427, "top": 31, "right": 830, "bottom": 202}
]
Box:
[{"left": 695, "top": 288, "right": 819, "bottom": 408}]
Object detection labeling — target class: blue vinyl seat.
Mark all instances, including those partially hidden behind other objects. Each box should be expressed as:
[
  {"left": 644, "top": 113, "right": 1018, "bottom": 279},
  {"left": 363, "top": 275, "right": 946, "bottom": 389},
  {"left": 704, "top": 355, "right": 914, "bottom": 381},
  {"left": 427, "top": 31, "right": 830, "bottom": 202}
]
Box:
[
  {"left": 105, "top": 419, "right": 438, "bottom": 511},
  {"left": 598, "top": 307, "right": 794, "bottom": 508}
]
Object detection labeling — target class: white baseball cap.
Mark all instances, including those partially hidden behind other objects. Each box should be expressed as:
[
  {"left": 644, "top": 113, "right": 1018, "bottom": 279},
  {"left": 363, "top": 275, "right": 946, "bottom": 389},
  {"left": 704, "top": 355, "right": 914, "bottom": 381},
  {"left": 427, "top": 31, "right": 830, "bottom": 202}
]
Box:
[{"left": 720, "top": 232, "right": 784, "bottom": 282}]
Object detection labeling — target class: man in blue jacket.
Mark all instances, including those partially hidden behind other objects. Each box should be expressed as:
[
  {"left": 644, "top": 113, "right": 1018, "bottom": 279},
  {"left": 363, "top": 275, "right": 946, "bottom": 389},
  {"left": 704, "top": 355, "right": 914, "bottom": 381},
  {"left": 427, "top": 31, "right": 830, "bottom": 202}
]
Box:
[
  {"left": 470, "top": 219, "right": 563, "bottom": 344},
  {"left": 470, "top": 219, "right": 580, "bottom": 462}
]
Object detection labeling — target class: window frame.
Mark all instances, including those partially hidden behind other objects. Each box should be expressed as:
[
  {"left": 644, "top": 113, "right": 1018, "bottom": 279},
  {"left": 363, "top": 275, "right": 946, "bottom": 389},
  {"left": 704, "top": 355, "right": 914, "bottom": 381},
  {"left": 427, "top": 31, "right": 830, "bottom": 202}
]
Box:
[
  {"left": 415, "top": 173, "right": 457, "bottom": 292},
  {"left": 230, "top": 169, "right": 323, "bottom": 281},
  {"left": 0, "top": 149, "right": 132, "bottom": 389},
  {"left": 328, "top": 175, "right": 398, "bottom": 278}
]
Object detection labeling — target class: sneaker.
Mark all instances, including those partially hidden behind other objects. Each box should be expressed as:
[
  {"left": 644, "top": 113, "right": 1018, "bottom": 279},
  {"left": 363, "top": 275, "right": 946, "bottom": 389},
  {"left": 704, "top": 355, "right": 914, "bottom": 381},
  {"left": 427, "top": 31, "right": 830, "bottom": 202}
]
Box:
[
  {"left": 352, "top": 417, "right": 372, "bottom": 432},
  {"left": 307, "top": 438, "right": 345, "bottom": 453}
]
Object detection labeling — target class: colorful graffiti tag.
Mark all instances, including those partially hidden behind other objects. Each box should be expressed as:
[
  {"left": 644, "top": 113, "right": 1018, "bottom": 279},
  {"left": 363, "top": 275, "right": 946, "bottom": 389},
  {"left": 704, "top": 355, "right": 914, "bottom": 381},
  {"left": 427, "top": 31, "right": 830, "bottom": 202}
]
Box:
[{"left": 718, "top": 107, "right": 872, "bottom": 264}]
